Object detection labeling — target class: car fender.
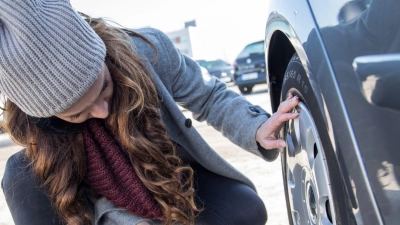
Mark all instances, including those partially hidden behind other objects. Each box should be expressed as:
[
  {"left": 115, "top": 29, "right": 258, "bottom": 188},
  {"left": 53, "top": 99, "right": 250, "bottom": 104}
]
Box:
[{"left": 265, "top": 1, "right": 385, "bottom": 224}]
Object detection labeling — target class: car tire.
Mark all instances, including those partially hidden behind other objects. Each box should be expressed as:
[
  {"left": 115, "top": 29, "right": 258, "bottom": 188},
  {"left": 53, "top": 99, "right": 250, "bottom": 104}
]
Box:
[
  {"left": 238, "top": 85, "right": 253, "bottom": 94},
  {"left": 280, "top": 53, "right": 355, "bottom": 225}
]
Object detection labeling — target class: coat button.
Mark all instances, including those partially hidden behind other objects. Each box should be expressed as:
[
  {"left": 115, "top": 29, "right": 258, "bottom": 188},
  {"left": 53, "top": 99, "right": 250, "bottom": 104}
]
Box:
[
  {"left": 249, "top": 106, "right": 260, "bottom": 113},
  {"left": 185, "top": 118, "right": 192, "bottom": 128}
]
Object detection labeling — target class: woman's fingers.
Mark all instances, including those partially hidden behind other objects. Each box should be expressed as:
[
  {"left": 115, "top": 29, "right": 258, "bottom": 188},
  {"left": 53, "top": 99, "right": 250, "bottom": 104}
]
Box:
[
  {"left": 286, "top": 93, "right": 294, "bottom": 100},
  {"left": 278, "top": 95, "right": 299, "bottom": 114},
  {"left": 270, "top": 95, "right": 300, "bottom": 128},
  {"left": 257, "top": 94, "right": 300, "bottom": 150},
  {"left": 261, "top": 138, "right": 286, "bottom": 149},
  {"left": 276, "top": 112, "right": 299, "bottom": 123}
]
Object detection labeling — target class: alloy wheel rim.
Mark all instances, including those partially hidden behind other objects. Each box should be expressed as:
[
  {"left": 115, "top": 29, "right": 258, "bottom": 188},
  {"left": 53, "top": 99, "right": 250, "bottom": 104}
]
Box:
[{"left": 285, "top": 102, "right": 336, "bottom": 225}]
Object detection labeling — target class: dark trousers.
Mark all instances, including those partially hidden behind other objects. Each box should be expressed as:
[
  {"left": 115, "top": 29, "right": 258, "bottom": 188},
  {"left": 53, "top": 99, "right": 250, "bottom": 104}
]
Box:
[
  {"left": 192, "top": 164, "right": 267, "bottom": 225},
  {"left": 2, "top": 151, "right": 267, "bottom": 225}
]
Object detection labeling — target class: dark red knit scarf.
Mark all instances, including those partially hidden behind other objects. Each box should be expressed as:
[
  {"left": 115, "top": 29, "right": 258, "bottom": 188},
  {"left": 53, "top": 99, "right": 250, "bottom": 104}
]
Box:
[{"left": 82, "top": 119, "right": 164, "bottom": 221}]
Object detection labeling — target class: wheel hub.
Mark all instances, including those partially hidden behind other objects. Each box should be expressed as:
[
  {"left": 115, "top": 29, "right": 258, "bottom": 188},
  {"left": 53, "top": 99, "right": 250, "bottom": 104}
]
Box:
[
  {"left": 302, "top": 167, "right": 319, "bottom": 225},
  {"left": 284, "top": 102, "right": 336, "bottom": 225},
  {"left": 306, "top": 179, "right": 318, "bottom": 224}
]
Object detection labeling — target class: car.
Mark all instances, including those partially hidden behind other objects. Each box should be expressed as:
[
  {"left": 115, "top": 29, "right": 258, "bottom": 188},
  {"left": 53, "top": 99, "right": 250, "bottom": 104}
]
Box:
[
  {"left": 196, "top": 59, "right": 234, "bottom": 83},
  {"left": 199, "top": 66, "right": 212, "bottom": 82},
  {"left": 264, "top": 0, "right": 400, "bottom": 224},
  {"left": 233, "top": 40, "right": 267, "bottom": 94}
]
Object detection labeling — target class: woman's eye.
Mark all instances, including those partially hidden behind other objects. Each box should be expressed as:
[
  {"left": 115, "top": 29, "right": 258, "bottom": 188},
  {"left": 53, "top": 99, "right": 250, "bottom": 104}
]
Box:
[
  {"left": 101, "top": 79, "right": 110, "bottom": 92},
  {"left": 69, "top": 113, "right": 81, "bottom": 121}
]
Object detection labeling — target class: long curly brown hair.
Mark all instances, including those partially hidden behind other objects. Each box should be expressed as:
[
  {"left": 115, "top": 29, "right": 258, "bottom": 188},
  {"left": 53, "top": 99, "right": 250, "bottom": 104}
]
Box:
[{"left": 4, "top": 16, "right": 199, "bottom": 225}]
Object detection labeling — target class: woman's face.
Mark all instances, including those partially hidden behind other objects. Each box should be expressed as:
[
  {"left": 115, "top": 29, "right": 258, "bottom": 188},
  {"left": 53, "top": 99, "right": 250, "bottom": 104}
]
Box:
[{"left": 55, "top": 63, "right": 114, "bottom": 123}]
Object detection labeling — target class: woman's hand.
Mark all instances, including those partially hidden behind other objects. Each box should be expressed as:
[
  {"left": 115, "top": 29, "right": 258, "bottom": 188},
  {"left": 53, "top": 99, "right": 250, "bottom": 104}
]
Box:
[{"left": 256, "top": 94, "right": 299, "bottom": 150}]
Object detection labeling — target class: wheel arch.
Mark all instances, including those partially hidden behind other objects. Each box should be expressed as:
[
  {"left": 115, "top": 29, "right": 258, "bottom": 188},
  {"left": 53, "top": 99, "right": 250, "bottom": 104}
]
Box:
[
  {"left": 265, "top": 13, "right": 309, "bottom": 112},
  {"left": 266, "top": 31, "right": 295, "bottom": 112}
]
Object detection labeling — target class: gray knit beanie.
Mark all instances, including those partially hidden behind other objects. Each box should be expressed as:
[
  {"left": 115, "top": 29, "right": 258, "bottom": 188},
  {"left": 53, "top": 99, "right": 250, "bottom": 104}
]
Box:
[{"left": 0, "top": 0, "right": 106, "bottom": 117}]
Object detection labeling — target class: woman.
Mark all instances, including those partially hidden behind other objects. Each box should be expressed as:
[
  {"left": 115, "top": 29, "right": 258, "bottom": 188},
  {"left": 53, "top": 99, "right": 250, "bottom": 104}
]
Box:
[{"left": 0, "top": 0, "right": 299, "bottom": 224}]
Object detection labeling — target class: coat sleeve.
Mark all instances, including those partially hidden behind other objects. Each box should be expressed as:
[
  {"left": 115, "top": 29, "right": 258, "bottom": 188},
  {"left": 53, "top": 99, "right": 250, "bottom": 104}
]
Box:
[
  {"left": 91, "top": 196, "right": 159, "bottom": 225},
  {"left": 144, "top": 28, "right": 277, "bottom": 160},
  {"left": 2, "top": 150, "right": 63, "bottom": 225}
]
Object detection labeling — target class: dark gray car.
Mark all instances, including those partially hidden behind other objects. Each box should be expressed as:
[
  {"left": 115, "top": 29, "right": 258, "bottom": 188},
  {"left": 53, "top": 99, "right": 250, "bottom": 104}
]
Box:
[
  {"left": 196, "top": 59, "right": 234, "bottom": 83},
  {"left": 265, "top": 0, "right": 400, "bottom": 224},
  {"left": 233, "top": 41, "right": 267, "bottom": 94}
]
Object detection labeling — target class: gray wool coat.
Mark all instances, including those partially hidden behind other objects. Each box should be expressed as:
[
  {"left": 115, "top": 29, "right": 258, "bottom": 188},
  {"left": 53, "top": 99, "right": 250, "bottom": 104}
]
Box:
[{"left": 90, "top": 28, "right": 277, "bottom": 225}]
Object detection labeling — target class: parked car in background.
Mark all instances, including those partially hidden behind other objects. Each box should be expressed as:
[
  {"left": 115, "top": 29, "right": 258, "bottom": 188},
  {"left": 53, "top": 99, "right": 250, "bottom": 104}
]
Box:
[
  {"left": 233, "top": 40, "right": 266, "bottom": 94},
  {"left": 265, "top": 0, "right": 399, "bottom": 224},
  {"left": 196, "top": 59, "right": 234, "bottom": 83},
  {"left": 199, "top": 66, "right": 212, "bottom": 82}
]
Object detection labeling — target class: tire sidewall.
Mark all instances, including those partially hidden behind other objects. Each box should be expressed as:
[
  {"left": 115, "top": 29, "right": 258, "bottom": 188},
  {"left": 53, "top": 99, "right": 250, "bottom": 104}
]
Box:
[{"left": 280, "top": 54, "right": 355, "bottom": 225}]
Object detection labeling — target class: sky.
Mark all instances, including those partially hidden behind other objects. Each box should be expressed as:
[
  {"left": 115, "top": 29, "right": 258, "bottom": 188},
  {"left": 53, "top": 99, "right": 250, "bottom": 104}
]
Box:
[{"left": 70, "top": 0, "right": 271, "bottom": 63}]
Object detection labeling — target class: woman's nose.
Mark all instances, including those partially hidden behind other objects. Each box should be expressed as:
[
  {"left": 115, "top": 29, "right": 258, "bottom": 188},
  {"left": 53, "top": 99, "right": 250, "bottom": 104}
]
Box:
[{"left": 89, "top": 100, "right": 109, "bottom": 119}]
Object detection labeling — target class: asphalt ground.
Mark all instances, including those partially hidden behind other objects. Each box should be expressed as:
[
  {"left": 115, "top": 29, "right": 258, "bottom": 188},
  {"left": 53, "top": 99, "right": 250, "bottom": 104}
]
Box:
[{"left": 0, "top": 83, "right": 289, "bottom": 225}]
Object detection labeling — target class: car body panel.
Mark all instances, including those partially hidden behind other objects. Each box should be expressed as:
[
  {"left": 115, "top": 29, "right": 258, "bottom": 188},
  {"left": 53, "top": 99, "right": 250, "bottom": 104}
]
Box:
[
  {"left": 265, "top": 0, "right": 400, "bottom": 224},
  {"left": 307, "top": 1, "right": 400, "bottom": 223}
]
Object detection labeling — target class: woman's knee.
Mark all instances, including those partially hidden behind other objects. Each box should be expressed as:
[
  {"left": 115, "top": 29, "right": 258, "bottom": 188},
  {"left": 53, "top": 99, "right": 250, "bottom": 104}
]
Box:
[
  {"left": 195, "top": 199, "right": 267, "bottom": 225},
  {"left": 193, "top": 165, "right": 268, "bottom": 225},
  {"left": 195, "top": 186, "right": 267, "bottom": 225},
  {"left": 230, "top": 193, "right": 267, "bottom": 225}
]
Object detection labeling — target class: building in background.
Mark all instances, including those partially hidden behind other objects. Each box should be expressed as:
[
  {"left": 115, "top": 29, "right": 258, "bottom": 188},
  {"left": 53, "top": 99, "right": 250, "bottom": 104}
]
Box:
[
  {"left": 166, "top": 20, "right": 228, "bottom": 62},
  {"left": 166, "top": 27, "right": 195, "bottom": 58}
]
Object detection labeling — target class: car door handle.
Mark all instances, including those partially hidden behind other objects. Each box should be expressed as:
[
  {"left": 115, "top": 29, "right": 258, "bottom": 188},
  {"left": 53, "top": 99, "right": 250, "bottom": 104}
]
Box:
[{"left": 353, "top": 53, "right": 400, "bottom": 112}]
